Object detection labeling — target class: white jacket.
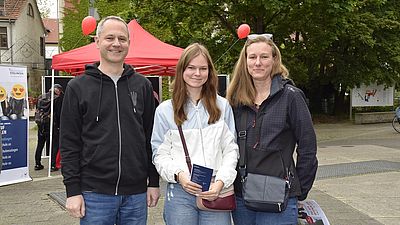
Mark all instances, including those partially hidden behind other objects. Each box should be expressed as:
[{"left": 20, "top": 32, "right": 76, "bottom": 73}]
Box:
[{"left": 151, "top": 96, "right": 239, "bottom": 188}]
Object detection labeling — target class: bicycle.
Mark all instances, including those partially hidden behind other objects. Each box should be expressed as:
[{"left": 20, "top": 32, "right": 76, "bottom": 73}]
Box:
[{"left": 392, "top": 106, "right": 400, "bottom": 133}]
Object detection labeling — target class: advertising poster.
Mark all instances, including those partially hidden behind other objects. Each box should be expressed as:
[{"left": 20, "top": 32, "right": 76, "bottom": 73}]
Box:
[
  {"left": 0, "top": 65, "right": 31, "bottom": 186},
  {"left": 351, "top": 84, "right": 394, "bottom": 107}
]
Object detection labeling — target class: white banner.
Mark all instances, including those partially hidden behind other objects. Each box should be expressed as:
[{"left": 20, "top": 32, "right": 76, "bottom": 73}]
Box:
[
  {"left": 0, "top": 65, "right": 31, "bottom": 186},
  {"left": 351, "top": 84, "right": 394, "bottom": 107}
]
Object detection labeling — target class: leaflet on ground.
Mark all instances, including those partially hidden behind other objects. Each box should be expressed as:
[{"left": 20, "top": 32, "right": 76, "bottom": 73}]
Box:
[{"left": 297, "top": 200, "right": 330, "bottom": 225}]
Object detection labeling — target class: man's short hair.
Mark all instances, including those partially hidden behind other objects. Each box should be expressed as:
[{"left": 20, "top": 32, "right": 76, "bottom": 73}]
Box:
[{"left": 96, "top": 16, "right": 129, "bottom": 40}]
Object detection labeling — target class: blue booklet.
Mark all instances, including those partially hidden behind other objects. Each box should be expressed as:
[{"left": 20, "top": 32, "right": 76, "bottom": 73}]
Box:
[{"left": 190, "top": 164, "right": 213, "bottom": 192}]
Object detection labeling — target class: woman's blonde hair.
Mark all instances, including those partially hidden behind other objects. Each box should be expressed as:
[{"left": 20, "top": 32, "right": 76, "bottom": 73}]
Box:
[
  {"left": 226, "top": 37, "right": 288, "bottom": 107},
  {"left": 172, "top": 43, "right": 221, "bottom": 125}
]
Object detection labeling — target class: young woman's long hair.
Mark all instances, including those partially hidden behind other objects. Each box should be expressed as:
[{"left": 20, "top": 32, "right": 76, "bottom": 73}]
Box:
[
  {"left": 172, "top": 43, "right": 221, "bottom": 126},
  {"left": 226, "top": 37, "right": 288, "bottom": 107}
]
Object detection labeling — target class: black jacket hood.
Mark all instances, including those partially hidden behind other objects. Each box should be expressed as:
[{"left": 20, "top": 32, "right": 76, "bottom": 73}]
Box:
[
  {"left": 84, "top": 62, "right": 135, "bottom": 79},
  {"left": 269, "top": 74, "right": 295, "bottom": 98},
  {"left": 83, "top": 62, "right": 136, "bottom": 122}
]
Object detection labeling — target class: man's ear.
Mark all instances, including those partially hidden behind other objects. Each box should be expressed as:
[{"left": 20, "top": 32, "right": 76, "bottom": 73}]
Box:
[{"left": 94, "top": 36, "right": 100, "bottom": 49}]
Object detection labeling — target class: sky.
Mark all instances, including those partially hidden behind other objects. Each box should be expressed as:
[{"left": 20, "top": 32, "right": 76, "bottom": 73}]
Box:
[{"left": 38, "top": 0, "right": 58, "bottom": 18}]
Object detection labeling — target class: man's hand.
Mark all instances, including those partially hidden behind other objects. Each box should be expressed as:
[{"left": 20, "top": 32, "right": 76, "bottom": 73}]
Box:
[
  {"left": 147, "top": 187, "right": 160, "bottom": 207},
  {"left": 65, "top": 195, "right": 85, "bottom": 218}
]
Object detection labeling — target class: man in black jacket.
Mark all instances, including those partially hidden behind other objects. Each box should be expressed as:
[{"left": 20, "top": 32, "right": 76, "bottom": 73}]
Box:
[{"left": 60, "top": 16, "right": 160, "bottom": 224}]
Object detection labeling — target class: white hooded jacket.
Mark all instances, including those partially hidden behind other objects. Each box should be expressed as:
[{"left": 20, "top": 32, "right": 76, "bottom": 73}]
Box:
[{"left": 151, "top": 95, "right": 239, "bottom": 188}]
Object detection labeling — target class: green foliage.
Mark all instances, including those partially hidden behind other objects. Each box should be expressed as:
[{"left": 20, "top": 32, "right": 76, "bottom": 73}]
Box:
[
  {"left": 93, "top": 0, "right": 133, "bottom": 20},
  {"left": 60, "top": 0, "right": 93, "bottom": 51},
  {"left": 161, "top": 77, "right": 172, "bottom": 100},
  {"left": 352, "top": 106, "right": 395, "bottom": 113}
]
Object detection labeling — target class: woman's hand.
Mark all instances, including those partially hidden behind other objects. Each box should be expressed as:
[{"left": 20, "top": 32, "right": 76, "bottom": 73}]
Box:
[
  {"left": 198, "top": 180, "right": 224, "bottom": 201},
  {"left": 178, "top": 171, "right": 203, "bottom": 195}
]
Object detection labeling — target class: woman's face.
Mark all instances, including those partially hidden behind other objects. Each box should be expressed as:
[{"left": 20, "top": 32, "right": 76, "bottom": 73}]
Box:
[
  {"left": 183, "top": 54, "right": 209, "bottom": 92},
  {"left": 246, "top": 42, "right": 275, "bottom": 81}
]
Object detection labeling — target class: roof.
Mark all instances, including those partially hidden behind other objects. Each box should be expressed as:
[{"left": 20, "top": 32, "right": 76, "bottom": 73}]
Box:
[
  {"left": 0, "top": 0, "right": 28, "bottom": 19},
  {"left": 43, "top": 18, "right": 59, "bottom": 44}
]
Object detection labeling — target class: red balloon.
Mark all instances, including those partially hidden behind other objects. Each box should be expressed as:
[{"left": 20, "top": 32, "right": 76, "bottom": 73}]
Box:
[
  {"left": 82, "top": 16, "right": 97, "bottom": 35},
  {"left": 237, "top": 24, "right": 250, "bottom": 39}
]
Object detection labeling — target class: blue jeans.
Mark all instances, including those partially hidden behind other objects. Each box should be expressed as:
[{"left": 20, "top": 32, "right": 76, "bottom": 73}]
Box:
[
  {"left": 164, "top": 183, "right": 232, "bottom": 225},
  {"left": 81, "top": 191, "right": 147, "bottom": 225},
  {"left": 232, "top": 196, "right": 298, "bottom": 225}
]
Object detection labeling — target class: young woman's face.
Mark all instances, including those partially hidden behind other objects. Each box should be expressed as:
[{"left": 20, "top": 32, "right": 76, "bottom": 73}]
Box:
[
  {"left": 183, "top": 54, "right": 209, "bottom": 92},
  {"left": 246, "top": 42, "right": 275, "bottom": 81}
]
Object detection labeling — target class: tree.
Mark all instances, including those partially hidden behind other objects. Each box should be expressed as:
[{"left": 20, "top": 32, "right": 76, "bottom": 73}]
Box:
[
  {"left": 281, "top": 0, "right": 400, "bottom": 113},
  {"left": 60, "top": 0, "right": 400, "bottom": 114},
  {"left": 59, "top": 0, "right": 93, "bottom": 51}
]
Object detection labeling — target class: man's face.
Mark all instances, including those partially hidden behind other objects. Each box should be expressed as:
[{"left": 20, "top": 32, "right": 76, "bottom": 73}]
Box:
[{"left": 95, "top": 19, "right": 129, "bottom": 65}]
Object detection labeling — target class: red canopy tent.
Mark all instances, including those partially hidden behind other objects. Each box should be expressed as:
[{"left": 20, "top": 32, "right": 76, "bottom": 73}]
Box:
[{"left": 52, "top": 20, "right": 183, "bottom": 76}]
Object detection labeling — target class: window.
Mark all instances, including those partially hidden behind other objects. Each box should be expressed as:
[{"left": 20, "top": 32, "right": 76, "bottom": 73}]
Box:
[
  {"left": 40, "top": 37, "right": 45, "bottom": 56},
  {"left": 0, "top": 27, "right": 8, "bottom": 48},
  {"left": 27, "top": 3, "right": 34, "bottom": 17}
]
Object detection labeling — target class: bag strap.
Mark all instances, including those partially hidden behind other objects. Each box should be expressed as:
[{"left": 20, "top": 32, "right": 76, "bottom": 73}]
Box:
[
  {"left": 177, "top": 125, "right": 192, "bottom": 172},
  {"left": 238, "top": 109, "right": 248, "bottom": 180}
]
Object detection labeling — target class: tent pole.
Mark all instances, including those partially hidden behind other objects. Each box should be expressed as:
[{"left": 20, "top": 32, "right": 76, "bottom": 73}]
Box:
[{"left": 48, "top": 69, "right": 55, "bottom": 177}]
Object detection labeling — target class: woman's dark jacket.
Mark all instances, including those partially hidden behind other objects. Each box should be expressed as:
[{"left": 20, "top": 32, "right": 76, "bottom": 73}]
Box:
[
  {"left": 233, "top": 75, "right": 318, "bottom": 201},
  {"left": 60, "top": 63, "right": 159, "bottom": 198}
]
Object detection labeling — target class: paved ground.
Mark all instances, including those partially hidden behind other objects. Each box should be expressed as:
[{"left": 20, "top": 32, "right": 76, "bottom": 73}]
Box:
[{"left": 0, "top": 120, "right": 399, "bottom": 225}]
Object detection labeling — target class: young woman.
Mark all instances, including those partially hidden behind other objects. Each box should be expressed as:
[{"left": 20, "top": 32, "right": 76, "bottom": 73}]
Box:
[
  {"left": 227, "top": 34, "right": 318, "bottom": 225},
  {"left": 151, "top": 43, "right": 238, "bottom": 225}
]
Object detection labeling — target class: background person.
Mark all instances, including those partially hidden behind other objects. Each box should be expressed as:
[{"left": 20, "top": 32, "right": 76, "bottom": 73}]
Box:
[
  {"left": 60, "top": 16, "right": 160, "bottom": 224},
  {"left": 50, "top": 84, "right": 63, "bottom": 172},
  {"left": 151, "top": 43, "right": 239, "bottom": 225},
  {"left": 227, "top": 34, "right": 318, "bottom": 225},
  {"left": 33, "top": 88, "right": 51, "bottom": 170}
]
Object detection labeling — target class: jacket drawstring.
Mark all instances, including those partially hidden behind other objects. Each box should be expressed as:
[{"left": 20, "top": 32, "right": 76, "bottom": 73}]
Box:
[
  {"left": 126, "top": 76, "right": 137, "bottom": 114},
  {"left": 96, "top": 74, "right": 103, "bottom": 122}
]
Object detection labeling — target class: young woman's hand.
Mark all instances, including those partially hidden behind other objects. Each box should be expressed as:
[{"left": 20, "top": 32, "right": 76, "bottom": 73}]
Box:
[
  {"left": 198, "top": 180, "right": 224, "bottom": 201},
  {"left": 178, "top": 171, "right": 203, "bottom": 195}
]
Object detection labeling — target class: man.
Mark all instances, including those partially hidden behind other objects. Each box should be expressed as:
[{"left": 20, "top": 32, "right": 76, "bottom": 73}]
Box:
[{"left": 60, "top": 16, "right": 160, "bottom": 224}]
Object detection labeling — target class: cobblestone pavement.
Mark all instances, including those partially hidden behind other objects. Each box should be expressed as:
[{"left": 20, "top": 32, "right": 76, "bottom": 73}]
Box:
[{"left": 0, "top": 121, "right": 399, "bottom": 224}]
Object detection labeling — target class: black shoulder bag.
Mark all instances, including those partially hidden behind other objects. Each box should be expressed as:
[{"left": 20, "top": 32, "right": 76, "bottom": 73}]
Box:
[{"left": 238, "top": 110, "right": 291, "bottom": 213}]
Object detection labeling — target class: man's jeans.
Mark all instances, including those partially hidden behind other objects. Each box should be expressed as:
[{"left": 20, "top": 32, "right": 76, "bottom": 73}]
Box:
[
  {"left": 163, "top": 183, "right": 232, "bottom": 225},
  {"left": 81, "top": 191, "right": 147, "bottom": 225},
  {"left": 232, "top": 196, "right": 298, "bottom": 225}
]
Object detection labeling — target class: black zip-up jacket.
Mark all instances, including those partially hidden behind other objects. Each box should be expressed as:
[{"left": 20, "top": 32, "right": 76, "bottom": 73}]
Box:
[
  {"left": 60, "top": 63, "right": 159, "bottom": 198},
  {"left": 234, "top": 75, "right": 318, "bottom": 201}
]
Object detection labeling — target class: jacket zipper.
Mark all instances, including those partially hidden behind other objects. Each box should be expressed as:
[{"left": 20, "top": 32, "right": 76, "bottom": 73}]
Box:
[
  {"left": 114, "top": 83, "right": 122, "bottom": 195},
  {"left": 196, "top": 106, "right": 207, "bottom": 165},
  {"left": 252, "top": 114, "right": 259, "bottom": 149}
]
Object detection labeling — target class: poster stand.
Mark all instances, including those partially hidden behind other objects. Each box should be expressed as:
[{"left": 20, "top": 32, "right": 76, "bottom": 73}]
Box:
[{"left": 0, "top": 65, "right": 31, "bottom": 186}]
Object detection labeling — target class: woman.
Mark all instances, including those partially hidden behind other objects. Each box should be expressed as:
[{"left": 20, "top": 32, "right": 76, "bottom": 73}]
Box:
[
  {"left": 227, "top": 34, "right": 318, "bottom": 225},
  {"left": 151, "top": 43, "right": 239, "bottom": 225}
]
